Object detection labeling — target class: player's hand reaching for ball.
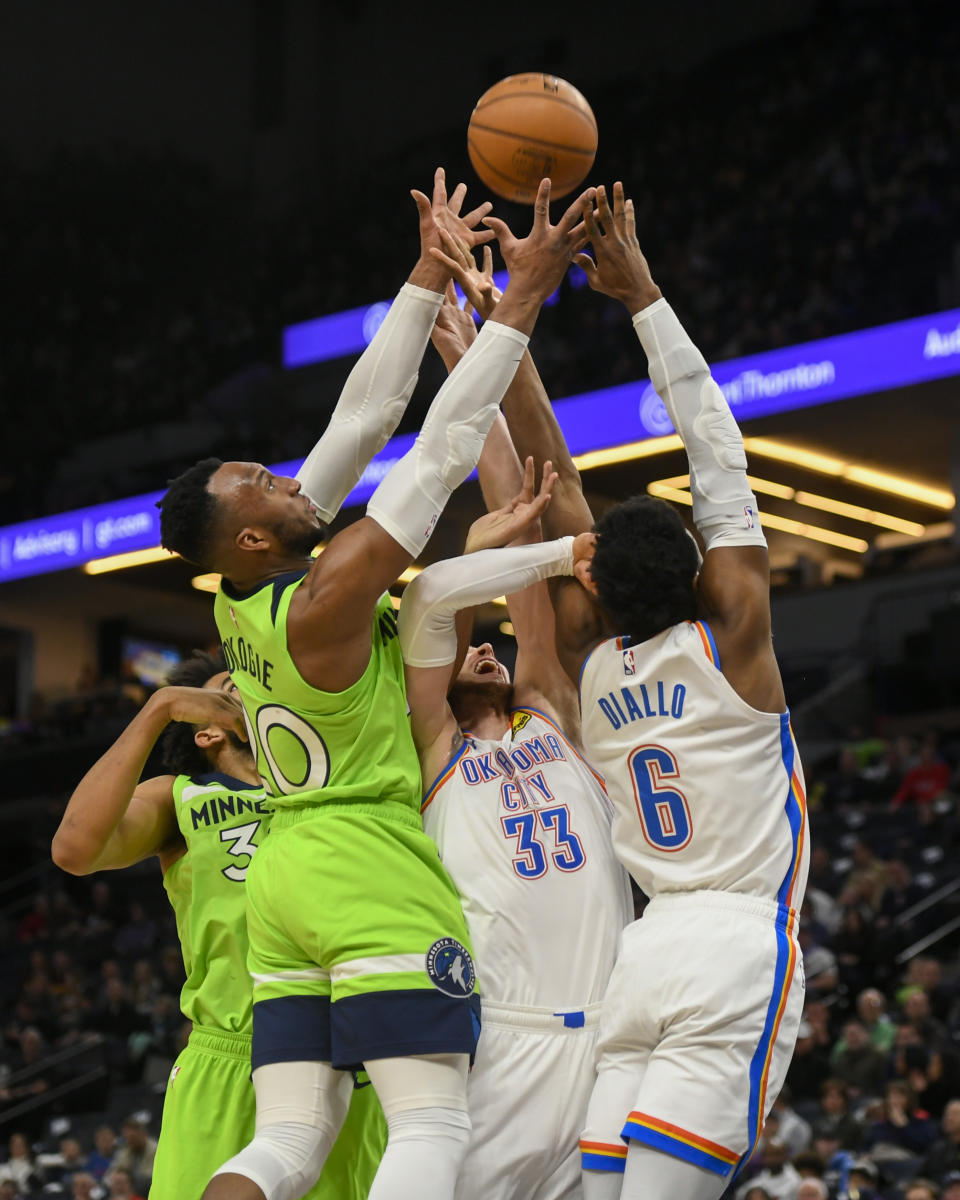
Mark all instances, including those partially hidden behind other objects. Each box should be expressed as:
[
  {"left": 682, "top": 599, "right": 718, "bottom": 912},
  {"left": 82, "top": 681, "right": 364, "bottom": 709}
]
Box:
[
  {"left": 410, "top": 167, "right": 495, "bottom": 293},
  {"left": 464, "top": 457, "right": 557, "bottom": 554},
  {"left": 432, "top": 232, "right": 502, "bottom": 321},
  {"left": 480, "top": 178, "right": 595, "bottom": 305},
  {"left": 573, "top": 182, "right": 662, "bottom": 314}
]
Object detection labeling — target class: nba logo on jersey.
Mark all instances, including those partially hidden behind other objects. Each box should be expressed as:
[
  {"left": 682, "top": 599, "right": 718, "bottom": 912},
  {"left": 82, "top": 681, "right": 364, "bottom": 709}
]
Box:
[
  {"left": 426, "top": 938, "right": 476, "bottom": 998},
  {"left": 169, "top": 1064, "right": 181, "bottom": 1086},
  {"left": 744, "top": 505, "right": 755, "bottom": 529},
  {"left": 622, "top": 648, "right": 636, "bottom": 676},
  {"left": 228, "top": 606, "right": 238, "bottom": 627}
]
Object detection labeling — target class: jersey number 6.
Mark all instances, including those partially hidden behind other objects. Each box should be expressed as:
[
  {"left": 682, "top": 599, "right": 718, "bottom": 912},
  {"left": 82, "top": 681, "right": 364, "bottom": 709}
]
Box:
[{"left": 628, "top": 745, "right": 692, "bottom": 852}]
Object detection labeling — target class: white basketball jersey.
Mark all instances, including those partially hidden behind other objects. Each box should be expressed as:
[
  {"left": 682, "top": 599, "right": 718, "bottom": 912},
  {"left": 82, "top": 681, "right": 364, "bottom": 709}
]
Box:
[
  {"left": 422, "top": 706, "right": 632, "bottom": 1008},
  {"left": 579, "top": 621, "right": 808, "bottom": 911}
]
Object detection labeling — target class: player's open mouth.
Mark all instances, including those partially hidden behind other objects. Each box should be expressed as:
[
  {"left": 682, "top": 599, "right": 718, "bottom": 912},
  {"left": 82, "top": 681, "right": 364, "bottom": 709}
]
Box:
[{"left": 474, "top": 660, "right": 500, "bottom": 677}]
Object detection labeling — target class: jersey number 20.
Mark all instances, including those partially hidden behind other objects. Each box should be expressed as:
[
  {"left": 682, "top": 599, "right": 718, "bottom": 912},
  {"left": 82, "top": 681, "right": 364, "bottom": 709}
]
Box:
[{"left": 628, "top": 745, "right": 692, "bottom": 851}]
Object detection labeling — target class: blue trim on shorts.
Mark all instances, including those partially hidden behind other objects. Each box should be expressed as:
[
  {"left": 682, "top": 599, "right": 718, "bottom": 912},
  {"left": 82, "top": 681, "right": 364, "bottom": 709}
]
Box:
[
  {"left": 251, "top": 994, "right": 332, "bottom": 1071},
  {"left": 621, "top": 1123, "right": 731, "bottom": 1177},
  {"left": 581, "top": 1150, "right": 627, "bottom": 1173},
  {"left": 331, "top": 989, "right": 482, "bottom": 1071}
]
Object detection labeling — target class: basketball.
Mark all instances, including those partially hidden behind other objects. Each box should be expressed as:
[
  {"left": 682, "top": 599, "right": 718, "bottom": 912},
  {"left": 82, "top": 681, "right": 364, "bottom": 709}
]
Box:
[{"left": 467, "top": 73, "right": 598, "bottom": 204}]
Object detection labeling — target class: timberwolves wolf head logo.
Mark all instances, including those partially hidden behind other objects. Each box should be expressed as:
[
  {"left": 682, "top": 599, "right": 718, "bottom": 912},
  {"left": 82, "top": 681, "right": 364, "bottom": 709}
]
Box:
[{"left": 426, "top": 938, "right": 476, "bottom": 998}]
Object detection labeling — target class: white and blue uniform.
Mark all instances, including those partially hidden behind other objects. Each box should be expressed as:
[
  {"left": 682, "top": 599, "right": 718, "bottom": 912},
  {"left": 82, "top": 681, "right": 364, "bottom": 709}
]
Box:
[
  {"left": 421, "top": 705, "right": 632, "bottom": 1200},
  {"left": 577, "top": 620, "right": 808, "bottom": 1184}
]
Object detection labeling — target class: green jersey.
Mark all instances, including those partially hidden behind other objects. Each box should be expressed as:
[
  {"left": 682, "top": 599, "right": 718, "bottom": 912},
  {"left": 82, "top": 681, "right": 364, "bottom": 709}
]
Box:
[
  {"left": 164, "top": 772, "right": 272, "bottom": 1031},
  {"left": 214, "top": 571, "right": 421, "bottom": 813}
]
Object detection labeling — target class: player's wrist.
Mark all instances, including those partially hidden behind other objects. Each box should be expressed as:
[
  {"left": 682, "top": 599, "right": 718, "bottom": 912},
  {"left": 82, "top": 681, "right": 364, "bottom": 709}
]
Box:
[
  {"left": 623, "top": 283, "right": 662, "bottom": 314},
  {"left": 409, "top": 255, "right": 449, "bottom": 294}
]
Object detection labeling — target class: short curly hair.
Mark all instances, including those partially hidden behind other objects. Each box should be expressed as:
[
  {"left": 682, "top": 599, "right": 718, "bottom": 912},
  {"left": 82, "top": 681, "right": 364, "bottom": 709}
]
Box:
[
  {"left": 590, "top": 496, "right": 699, "bottom": 643},
  {"left": 157, "top": 457, "right": 223, "bottom": 567},
  {"left": 158, "top": 650, "right": 226, "bottom": 778}
]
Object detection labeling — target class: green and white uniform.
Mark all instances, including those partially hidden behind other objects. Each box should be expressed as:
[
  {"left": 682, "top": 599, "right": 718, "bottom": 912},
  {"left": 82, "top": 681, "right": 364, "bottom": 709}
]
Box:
[
  {"left": 214, "top": 572, "right": 479, "bottom": 1073},
  {"left": 149, "top": 771, "right": 386, "bottom": 1199}
]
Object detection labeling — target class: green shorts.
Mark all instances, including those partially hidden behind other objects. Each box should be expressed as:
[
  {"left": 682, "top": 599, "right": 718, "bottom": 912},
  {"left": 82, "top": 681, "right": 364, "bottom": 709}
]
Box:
[
  {"left": 148, "top": 1025, "right": 385, "bottom": 1199},
  {"left": 246, "top": 802, "right": 481, "bottom": 1071}
]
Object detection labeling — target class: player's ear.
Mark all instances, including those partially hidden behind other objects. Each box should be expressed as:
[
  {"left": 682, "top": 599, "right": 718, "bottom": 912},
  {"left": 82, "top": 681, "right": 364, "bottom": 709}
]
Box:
[
  {"left": 235, "top": 526, "right": 270, "bottom": 553},
  {"left": 195, "top": 727, "right": 225, "bottom": 751}
]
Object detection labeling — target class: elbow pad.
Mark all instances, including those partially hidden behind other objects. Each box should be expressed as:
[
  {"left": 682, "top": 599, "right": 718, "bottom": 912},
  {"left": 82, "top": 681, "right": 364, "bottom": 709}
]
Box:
[
  {"left": 367, "top": 320, "right": 529, "bottom": 558},
  {"left": 634, "top": 298, "right": 766, "bottom": 552},
  {"left": 296, "top": 283, "right": 443, "bottom": 523},
  {"left": 399, "top": 538, "right": 575, "bottom": 669}
]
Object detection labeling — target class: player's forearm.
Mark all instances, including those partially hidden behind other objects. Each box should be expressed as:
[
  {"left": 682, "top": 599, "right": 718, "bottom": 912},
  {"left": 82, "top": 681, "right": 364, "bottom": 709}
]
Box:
[
  {"left": 296, "top": 282, "right": 444, "bottom": 522},
  {"left": 476, "top": 413, "right": 525, "bottom": 514},
  {"left": 634, "top": 298, "right": 766, "bottom": 551},
  {"left": 399, "top": 538, "right": 575, "bottom": 668},
  {"left": 367, "top": 320, "right": 529, "bottom": 558},
  {"left": 501, "top": 354, "right": 592, "bottom": 539},
  {"left": 52, "top": 696, "right": 171, "bottom": 874}
]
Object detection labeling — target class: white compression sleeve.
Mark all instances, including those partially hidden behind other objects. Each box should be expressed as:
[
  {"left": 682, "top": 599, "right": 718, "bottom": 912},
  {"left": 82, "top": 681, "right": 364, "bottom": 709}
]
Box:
[
  {"left": 366, "top": 320, "right": 530, "bottom": 558},
  {"left": 296, "top": 282, "right": 443, "bottom": 523},
  {"left": 633, "top": 297, "right": 767, "bottom": 552},
  {"left": 399, "top": 538, "right": 575, "bottom": 668}
]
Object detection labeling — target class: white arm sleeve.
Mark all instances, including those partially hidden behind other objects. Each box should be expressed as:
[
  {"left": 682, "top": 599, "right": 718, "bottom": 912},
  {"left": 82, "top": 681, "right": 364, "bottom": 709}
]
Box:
[
  {"left": 367, "top": 319, "right": 529, "bottom": 558},
  {"left": 399, "top": 537, "right": 575, "bottom": 668},
  {"left": 633, "top": 298, "right": 767, "bottom": 552},
  {"left": 295, "top": 282, "right": 443, "bottom": 523}
]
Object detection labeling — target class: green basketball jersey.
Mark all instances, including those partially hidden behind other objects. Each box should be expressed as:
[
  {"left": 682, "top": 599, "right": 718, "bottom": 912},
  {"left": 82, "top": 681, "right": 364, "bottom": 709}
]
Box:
[
  {"left": 214, "top": 571, "right": 421, "bottom": 813},
  {"left": 164, "top": 772, "right": 272, "bottom": 1031}
]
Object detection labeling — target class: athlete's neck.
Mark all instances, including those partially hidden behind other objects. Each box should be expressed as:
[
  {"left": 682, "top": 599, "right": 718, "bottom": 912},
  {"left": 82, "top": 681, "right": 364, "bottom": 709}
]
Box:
[
  {"left": 211, "top": 746, "right": 261, "bottom": 787},
  {"left": 449, "top": 680, "right": 514, "bottom": 740},
  {"left": 222, "top": 554, "right": 313, "bottom": 592}
]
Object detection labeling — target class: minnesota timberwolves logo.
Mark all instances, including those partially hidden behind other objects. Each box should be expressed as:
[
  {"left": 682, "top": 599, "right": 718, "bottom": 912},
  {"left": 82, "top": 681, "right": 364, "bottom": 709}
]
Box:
[{"left": 425, "top": 938, "right": 476, "bottom": 998}]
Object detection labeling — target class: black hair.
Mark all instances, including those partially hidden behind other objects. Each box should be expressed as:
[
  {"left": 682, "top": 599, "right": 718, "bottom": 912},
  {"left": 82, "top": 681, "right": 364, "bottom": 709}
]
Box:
[
  {"left": 156, "top": 457, "right": 223, "bottom": 566},
  {"left": 590, "top": 495, "right": 699, "bottom": 643},
  {"left": 158, "top": 650, "right": 226, "bottom": 778}
]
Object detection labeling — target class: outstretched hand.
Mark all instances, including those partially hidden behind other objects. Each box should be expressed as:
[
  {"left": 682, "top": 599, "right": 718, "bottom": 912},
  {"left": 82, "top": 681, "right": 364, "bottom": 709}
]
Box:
[
  {"left": 465, "top": 457, "right": 557, "bottom": 554},
  {"left": 573, "top": 182, "right": 662, "bottom": 313},
  {"left": 430, "top": 232, "right": 502, "bottom": 320},
  {"left": 412, "top": 167, "right": 496, "bottom": 271},
  {"left": 475, "top": 178, "right": 596, "bottom": 303}
]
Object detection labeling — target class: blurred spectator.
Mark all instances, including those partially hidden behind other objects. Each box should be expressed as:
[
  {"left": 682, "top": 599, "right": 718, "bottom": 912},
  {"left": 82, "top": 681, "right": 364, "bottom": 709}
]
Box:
[
  {"left": 0, "top": 1134, "right": 41, "bottom": 1194},
  {"left": 796, "top": 1181, "right": 828, "bottom": 1200},
  {"left": 787, "top": 1016, "right": 833, "bottom": 1103},
  {"left": 856, "top": 988, "right": 899, "bottom": 1054},
  {"left": 85, "top": 1127, "right": 116, "bottom": 1182},
  {"left": 904, "top": 1180, "right": 941, "bottom": 1200},
  {"left": 942, "top": 1172, "right": 960, "bottom": 1200},
  {"left": 109, "top": 1119, "right": 155, "bottom": 1195},
  {"left": 923, "top": 1100, "right": 960, "bottom": 1181},
  {"left": 812, "top": 1078, "right": 865, "bottom": 1151},
  {"left": 72, "top": 1174, "right": 104, "bottom": 1200},
  {"left": 770, "top": 1090, "right": 811, "bottom": 1156},
  {"left": 832, "top": 1021, "right": 890, "bottom": 1098},
  {"left": 847, "top": 1157, "right": 884, "bottom": 1198},
  {"left": 104, "top": 1168, "right": 143, "bottom": 1200},
  {"left": 864, "top": 1081, "right": 937, "bottom": 1159},
  {"left": 736, "top": 1140, "right": 801, "bottom": 1199},
  {"left": 891, "top": 739, "right": 951, "bottom": 809},
  {"left": 798, "top": 926, "right": 839, "bottom": 999},
  {"left": 843, "top": 838, "right": 889, "bottom": 912}
]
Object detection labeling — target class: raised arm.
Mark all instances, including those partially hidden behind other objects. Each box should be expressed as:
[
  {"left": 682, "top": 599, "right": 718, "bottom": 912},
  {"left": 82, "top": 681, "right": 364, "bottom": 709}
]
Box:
[
  {"left": 430, "top": 283, "right": 581, "bottom": 731},
  {"left": 430, "top": 226, "right": 594, "bottom": 541},
  {"left": 288, "top": 179, "right": 595, "bottom": 693},
  {"left": 579, "top": 183, "right": 784, "bottom": 712},
  {"left": 51, "top": 686, "right": 244, "bottom": 875},
  {"left": 296, "top": 168, "right": 495, "bottom": 523}
]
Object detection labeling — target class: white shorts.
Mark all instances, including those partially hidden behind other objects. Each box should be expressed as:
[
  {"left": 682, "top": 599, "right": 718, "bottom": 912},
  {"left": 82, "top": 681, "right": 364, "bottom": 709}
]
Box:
[
  {"left": 456, "top": 998, "right": 603, "bottom": 1200},
  {"left": 580, "top": 891, "right": 804, "bottom": 1182}
]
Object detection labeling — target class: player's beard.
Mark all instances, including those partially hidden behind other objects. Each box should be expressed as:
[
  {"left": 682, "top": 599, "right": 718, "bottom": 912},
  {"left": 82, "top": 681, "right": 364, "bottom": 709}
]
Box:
[
  {"left": 448, "top": 678, "right": 514, "bottom": 726},
  {"left": 269, "top": 515, "right": 327, "bottom": 559}
]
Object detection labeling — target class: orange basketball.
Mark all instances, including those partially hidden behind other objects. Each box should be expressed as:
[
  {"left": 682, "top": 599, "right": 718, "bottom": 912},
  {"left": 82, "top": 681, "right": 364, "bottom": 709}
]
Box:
[{"left": 467, "top": 74, "right": 598, "bottom": 204}]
